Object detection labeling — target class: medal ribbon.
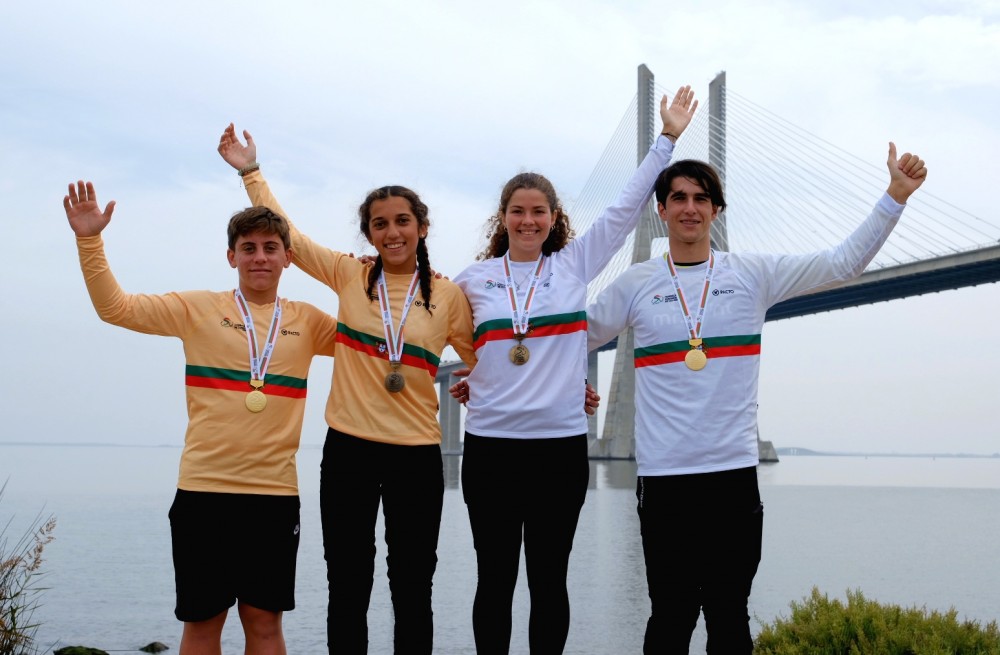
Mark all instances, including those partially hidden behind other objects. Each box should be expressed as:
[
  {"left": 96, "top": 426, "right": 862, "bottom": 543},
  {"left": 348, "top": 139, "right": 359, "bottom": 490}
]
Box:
[
  {"left": 377, "top": 268, "right": 421, "bottom": 365},
  {"left": 663, "top": 250, "right": 715, "bottom": 342},
  {"left": 502, "top": 252, "right": 545, "bottom": 338},
  {"left": 233, "top": 289, "right": 283, "bottom": 385}
]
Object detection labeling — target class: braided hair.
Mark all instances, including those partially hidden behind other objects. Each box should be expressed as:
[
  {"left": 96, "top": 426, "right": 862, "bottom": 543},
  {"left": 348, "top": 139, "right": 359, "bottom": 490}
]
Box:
[{"left": 358, "top": 186, "right": 434, "bottom": 314}]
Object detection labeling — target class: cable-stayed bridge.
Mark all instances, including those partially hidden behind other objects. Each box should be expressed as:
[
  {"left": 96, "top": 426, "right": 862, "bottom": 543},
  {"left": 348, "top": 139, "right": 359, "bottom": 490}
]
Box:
[{"left": 437, "top": 65, "right": 1000, "bottom": 459}]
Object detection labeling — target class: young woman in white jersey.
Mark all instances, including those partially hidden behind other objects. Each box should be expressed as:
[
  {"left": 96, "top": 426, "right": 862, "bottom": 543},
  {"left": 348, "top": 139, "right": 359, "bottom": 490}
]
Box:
[
  {"left": 450, "top": 86, "right": 698, "bottom": 654},
  {"left": 218, "top": 126, "right": 478, "bottom": 655}
]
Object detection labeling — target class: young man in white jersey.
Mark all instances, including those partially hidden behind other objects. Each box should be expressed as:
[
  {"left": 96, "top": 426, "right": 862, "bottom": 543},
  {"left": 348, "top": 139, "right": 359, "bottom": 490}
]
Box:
[{"left": 586, "top": 144, "right": 927, "bottom": 653}]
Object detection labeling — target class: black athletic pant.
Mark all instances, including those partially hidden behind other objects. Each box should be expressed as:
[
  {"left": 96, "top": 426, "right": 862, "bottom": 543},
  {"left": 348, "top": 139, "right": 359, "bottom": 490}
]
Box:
[
  {"left": 321, "top": 428, "right": 444, "bottom": 655},
  {"left": 637, "top": 466, "right": 763, "bottom": 654},
  {"left": 462, "top": 432, "right": 589, "bottom": 655}
]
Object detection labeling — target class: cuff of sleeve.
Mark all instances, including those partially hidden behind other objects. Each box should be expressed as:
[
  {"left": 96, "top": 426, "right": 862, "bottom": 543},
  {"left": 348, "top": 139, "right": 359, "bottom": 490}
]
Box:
[
  {"left": 242, "top": 169, "right": 264, "bottom": 185},
  {"left": 879, "top": 191, "right": 905, "bottom": 212},
  {"left": 654, "top": 134, "right": 675, "bottom": 151},
  {"left": 76, "top": 234, "right": 104, "bottom": 246}
]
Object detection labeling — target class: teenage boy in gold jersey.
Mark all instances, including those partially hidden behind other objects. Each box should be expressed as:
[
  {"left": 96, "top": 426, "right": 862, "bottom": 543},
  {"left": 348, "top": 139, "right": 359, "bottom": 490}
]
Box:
[{"left": 64, "top": 180, "right": 338, "bottom": 655}]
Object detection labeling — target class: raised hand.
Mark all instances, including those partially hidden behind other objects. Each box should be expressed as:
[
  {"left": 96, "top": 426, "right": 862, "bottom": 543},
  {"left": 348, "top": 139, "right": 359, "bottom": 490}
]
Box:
[
  {"left": 885, "top": 142, "right": 928, "bottom": 204},
  {"left": 218, "top": 123, "right": 257, "bottom": 170},
  {"left": 659, "top": 85, "right": 699, "bottom": 141},
  {"left": 63, "top": 181, "right": 115, "bottom": 237}
]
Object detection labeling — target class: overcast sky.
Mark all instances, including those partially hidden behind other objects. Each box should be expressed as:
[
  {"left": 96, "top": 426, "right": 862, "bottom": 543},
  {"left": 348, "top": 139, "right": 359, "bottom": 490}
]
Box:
[{"left": 2, "top": 0, "right": 998, "bottom": 456}]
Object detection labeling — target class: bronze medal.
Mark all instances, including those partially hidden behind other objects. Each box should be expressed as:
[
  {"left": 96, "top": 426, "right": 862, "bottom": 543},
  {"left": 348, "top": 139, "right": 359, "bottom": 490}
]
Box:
[
  {"left": 502, "top": 254, "right": 544, "bottom": 369},
  {"left": 385, "top": 364, "right": 406, "bottom": 393},
  {"left": 509, "top": 343, "right": 530, "bottom": 365}
]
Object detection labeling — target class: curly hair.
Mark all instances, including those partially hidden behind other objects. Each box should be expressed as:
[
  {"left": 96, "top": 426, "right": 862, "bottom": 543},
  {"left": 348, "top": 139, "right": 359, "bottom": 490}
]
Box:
[
  {"left": 476, "top": 172, "right": 575, "bottom": 260},
  {"left": 358, "top": 185, "right": 434, "bottom": 315}
]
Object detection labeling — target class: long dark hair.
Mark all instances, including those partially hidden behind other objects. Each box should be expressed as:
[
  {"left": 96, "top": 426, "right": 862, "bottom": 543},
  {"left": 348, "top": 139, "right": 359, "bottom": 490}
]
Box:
[
  {"left": 477, "top": 172, "right": 574, "bottom": 260},
  {"left": 358, "top": 185, "right": 433, "bottom": 314}
]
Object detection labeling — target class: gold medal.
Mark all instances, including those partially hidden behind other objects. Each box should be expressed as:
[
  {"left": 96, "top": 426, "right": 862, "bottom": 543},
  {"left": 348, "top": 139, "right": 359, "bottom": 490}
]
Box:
[
  {"left": 246, "top": 380, "right": 267, "bottom": 412},
  {"left": 234, "top": 291, "right": 282, "bottom": 415},
  {"left": 685, "top": 339, "right": 707, "bottom": 371},
  {"left": 245, "top": 390, "right": 267, "bottom": 412},
  {"left": 664, "top": 252, "right": 716, "bottom": 374},
  {"left": 385, "top": 363, "right": 405, "bottom": 393}
]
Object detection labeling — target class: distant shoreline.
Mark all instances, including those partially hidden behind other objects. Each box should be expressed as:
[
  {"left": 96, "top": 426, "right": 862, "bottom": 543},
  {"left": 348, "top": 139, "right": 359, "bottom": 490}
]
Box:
[
  {"left": 774, "top": 447, "right": 1000, "bottom": 459},
  {"left": 2, "top": 442, "right": 997, "bottom": 458},
  {"left": 0, "top": 441, "right": 324, "bottom": 450}
]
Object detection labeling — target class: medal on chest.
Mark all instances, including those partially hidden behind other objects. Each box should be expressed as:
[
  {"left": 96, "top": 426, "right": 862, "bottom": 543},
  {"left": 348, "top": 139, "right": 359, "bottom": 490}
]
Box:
[
  {"left": 384, "top": 362, "right": 406, "bottom": 393},
  {"left": 378, "top": 269, "right": 421, "bottom": 394},
  {"left": 509, "top": 334, "right": 531, "bottom": 365},
  {"left": 245, "top": 380, "right": 267, "bottom": 412},
  {"left": 233, "top": 289, "right": 282, "bottom": 412},
  {"left": 664, "top": 251, "right": 715, "bottom": 372},
  {"left": 502, "top": 253, "right": 545, "bottom": 367}
]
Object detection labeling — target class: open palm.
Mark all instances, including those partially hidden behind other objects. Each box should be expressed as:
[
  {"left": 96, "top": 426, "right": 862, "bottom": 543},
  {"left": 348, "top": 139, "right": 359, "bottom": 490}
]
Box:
[
  {"left": 660, "top": 85, "right": 699, "bottom": 137},
  {"left": 64, "top": 180, "right": 115, "bottom": 237}
]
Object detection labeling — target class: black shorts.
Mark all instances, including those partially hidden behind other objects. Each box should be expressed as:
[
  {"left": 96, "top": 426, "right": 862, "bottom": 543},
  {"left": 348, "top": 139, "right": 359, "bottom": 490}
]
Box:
[{"left": 168, "top": 489, "right": 301, "bottom": 622}]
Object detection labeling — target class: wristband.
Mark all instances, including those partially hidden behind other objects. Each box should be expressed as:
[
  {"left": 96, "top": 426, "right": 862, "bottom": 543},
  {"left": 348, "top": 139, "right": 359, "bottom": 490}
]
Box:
[{"left": 237, "top": 162, "right": 260, "bottom": 177}]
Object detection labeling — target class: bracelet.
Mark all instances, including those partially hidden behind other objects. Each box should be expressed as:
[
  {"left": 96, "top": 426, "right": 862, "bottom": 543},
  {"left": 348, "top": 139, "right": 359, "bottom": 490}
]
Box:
[
  {"left": 661, "top": 132, "right": 679, "bottom": 140},
  {"left": 237, "top": 162, "right": 260, "bottom": 177}
]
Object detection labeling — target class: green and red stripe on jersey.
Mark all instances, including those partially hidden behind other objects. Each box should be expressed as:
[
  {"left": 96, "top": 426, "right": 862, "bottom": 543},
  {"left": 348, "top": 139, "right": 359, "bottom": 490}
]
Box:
[
  {"left": 634, "top": 334, "right": 761, "bottom": 369},
  {"left": 185, "top": 365, "right": 308, "bottom": 399},
  {"left": 334, "top": 322, "right": 440, "bottom": 376},
  {"left": 473, "top": 311, "right": 587, "bottom": 350}
]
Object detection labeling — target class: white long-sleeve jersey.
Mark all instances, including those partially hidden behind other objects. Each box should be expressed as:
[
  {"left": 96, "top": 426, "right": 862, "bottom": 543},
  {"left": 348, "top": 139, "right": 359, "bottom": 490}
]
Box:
[
  {"left": 587, "top": 192, "right": 905, "bottom": 475},
  {"left": 455, "top": 136, "right": 676, "bottom": 438}
]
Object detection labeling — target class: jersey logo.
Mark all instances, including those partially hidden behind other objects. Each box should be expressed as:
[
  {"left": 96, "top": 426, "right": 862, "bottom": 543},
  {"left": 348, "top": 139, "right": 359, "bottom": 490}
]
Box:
[
  {"left": 651, "top": 294, "right": 678, "bottom": 304},
  {"left": 220, "top": 317, "right": 247, "bottom": 332}
]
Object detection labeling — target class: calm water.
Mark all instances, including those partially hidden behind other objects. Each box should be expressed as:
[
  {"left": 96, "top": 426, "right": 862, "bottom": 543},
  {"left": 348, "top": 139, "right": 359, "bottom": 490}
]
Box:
[{"left": 2, "top": 444, "right": 999, "bottom": 654}]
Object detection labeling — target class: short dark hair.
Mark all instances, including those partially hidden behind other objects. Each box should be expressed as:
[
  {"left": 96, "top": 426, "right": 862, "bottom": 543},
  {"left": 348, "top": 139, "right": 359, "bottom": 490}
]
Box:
[
  {"left": 227, "top": 206, "right": 291, "bottom": 250},
  {"left": 654, "top": 160, "right": 727, "bottom": 211}
]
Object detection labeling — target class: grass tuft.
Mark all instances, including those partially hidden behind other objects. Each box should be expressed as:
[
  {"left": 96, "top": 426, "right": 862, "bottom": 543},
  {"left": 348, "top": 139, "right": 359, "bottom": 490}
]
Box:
[{"left": 1, "top": 482, "right": 56, "bottom": 655}]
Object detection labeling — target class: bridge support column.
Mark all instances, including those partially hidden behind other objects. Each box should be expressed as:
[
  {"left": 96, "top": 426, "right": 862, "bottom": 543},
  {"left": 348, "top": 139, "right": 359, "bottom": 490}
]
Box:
[
  {"left": 436, "top": 362, "right": 465, "bottom": 455},
  {"left": 439, "top": 380, "right": 462, "bottom": 455},
  {"left": 589, "top": 63, "right": 658, "bottom": 460},
  {"left": 709, "top": 71, "right": 730, "bottom": 252}
]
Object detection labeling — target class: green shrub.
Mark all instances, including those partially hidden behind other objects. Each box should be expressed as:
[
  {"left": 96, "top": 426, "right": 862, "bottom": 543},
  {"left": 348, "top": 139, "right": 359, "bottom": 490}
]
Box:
[
  {"left": 755, "top": 587, "right": 1000, "bottom": 655},
  {"left": 1, "top": 483, "right": 56, "bottom": 655}
]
